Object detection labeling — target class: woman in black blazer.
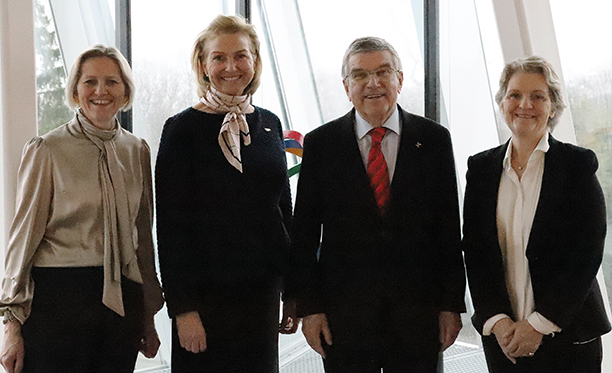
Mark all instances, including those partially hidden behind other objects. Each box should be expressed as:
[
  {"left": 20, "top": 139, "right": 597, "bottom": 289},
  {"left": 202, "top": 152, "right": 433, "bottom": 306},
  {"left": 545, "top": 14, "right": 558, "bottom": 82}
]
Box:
[{"left": 462, "top": 56, "right": 610, "bottom": 372}]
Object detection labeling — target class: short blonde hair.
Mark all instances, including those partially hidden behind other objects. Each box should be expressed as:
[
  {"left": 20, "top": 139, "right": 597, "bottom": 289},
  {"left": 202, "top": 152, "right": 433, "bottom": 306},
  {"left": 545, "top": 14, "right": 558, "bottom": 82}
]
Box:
[
  {"left": 191, "top": 14, "right": 262, "bottom": 97},
  {"left": 65, "top": 44, "right": 135, "bottom": 111},
  {"left": 495, "top": 56, "right": 566, "bottom": 130}
]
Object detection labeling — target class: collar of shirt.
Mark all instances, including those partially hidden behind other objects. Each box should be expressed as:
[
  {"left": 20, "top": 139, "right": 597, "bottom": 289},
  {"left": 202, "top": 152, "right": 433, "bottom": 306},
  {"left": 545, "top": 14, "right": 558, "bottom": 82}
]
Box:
[
  {"left": 355, "top": 107, "right": 401, "bottom": 140},
  {"left": 503, "top": 131, "right": 550, "bottom": 170},
  {"left": 497, "top": 130, "right": 550, "bottom": 325},
  {"left": 354, "top": 107, "right": 401, "bottom": 181}
]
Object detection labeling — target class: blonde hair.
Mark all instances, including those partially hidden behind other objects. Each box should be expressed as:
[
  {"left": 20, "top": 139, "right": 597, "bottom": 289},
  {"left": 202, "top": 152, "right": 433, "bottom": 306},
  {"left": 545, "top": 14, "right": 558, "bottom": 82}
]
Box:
[
  {"left": 65, "top": 44, "right": 134, "bottom": 111},
  {"left": 191, "top": 14, "right": 262, "bottom": 97}
]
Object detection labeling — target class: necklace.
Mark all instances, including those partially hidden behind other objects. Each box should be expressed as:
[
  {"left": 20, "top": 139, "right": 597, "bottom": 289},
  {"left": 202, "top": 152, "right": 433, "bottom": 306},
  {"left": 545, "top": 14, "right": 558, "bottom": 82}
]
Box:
[{"left": 513, "top": 158, "right": 528, "bottom": 170}]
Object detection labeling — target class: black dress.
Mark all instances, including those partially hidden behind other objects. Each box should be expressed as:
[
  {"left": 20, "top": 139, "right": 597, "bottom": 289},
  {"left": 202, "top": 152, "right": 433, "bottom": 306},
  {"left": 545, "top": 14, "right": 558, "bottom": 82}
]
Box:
[{"left": 155, "top": 107, "right": 292, "bottom": 372}]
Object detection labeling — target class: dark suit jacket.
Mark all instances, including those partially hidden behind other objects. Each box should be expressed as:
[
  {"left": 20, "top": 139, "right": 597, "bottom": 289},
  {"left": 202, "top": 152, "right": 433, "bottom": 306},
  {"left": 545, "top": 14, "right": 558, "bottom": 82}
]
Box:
[
  {"left": 286, "top": 106, "right": 466, "bottom": 318},
  {"left": 462, "top": 135, "right": 611, "bottom": 343}
]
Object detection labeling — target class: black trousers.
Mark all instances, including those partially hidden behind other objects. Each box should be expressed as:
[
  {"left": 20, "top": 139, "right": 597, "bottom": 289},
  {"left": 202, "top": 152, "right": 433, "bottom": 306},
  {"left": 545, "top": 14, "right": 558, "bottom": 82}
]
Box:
[
  {"left": 482, "top": 334, "right": 603, "bottom": 373},
  {"left": 171, "top": 277, "right": 281, "bottom": 373},
  {"left": 21, "top": 267, "right": 145, "bottom": 373},
  {"left": 321, "top": 273, "right": 441, "bottom": 373}
]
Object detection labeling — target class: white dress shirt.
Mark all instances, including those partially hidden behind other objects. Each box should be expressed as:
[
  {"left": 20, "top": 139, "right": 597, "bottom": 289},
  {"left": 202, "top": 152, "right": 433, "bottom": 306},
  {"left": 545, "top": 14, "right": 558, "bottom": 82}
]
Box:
[
  {"left": 355, "top": 108, "right": 401, "bottom": 181},
  {"left": 483, "top": 132, "right": 562, "bottom": 336}
]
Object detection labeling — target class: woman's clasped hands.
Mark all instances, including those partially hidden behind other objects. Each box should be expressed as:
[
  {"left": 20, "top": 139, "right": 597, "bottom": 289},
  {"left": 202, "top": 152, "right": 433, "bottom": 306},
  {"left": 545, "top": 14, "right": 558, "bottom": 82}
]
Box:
[{"left": 492, "top": 317, "right": 543, "bottom": 364}]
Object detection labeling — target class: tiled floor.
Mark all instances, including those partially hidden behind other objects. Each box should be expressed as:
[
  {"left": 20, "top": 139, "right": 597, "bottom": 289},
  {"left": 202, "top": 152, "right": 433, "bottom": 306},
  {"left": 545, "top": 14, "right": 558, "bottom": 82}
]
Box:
[{"left": 280, "top": 341, "right": 488, "bottom": 373}]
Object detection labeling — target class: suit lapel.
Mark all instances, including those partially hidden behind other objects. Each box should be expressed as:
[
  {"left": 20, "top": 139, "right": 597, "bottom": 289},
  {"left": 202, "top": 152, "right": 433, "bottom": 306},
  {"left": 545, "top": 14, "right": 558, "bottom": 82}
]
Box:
[
  {"left": 486, "top": 143, "right": 507, "bottom": 236},
  {"left": 388, "top": 108, "right": 419, "bottom": 202},
  {"left": 391, "top": 108, "right": 413, "bottom": 188},
  {"left": 527, "top": 136, "right": 562, "bottom": 256},
  {"left": 337, "top": 110, "right": 368, "bottom": 175},
  {"left": 487, "top": 136, "right": 560, "bottom": 257}
]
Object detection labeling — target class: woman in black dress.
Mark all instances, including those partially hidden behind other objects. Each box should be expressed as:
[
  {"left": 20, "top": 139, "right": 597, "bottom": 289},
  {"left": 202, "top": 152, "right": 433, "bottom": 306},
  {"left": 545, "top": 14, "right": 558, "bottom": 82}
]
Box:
[{"left": 155, "top": 14, "right": 296, "bottom": 373}]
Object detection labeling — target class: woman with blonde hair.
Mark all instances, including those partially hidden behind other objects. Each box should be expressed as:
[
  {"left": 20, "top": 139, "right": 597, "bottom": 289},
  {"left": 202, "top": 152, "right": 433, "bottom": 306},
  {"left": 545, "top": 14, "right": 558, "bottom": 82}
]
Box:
[
  {"left": 0, "top": 44, "right": 164, "bottom": 373},
  {"left": 156, "top": 15, "right": 296, "bottom": 372},
  {"left": 462, "top": 56, "right": 610, "bottom": 372}
]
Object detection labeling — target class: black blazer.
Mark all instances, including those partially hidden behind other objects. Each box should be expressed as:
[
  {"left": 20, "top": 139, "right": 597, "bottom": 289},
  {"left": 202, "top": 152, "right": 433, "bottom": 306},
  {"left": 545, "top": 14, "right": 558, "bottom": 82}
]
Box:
[
  {"left": 287, "top": 106, "right": 466, "bottom": 317},
  {"left": 462, "top": 135, "right": 611, "bottom": 343}
]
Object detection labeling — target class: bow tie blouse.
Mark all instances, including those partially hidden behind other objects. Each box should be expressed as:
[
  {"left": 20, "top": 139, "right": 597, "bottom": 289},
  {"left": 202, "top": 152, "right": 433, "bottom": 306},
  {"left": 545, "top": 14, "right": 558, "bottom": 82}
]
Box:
[{"left": 0, "top": 115, "right": 163, "bottom": 324}]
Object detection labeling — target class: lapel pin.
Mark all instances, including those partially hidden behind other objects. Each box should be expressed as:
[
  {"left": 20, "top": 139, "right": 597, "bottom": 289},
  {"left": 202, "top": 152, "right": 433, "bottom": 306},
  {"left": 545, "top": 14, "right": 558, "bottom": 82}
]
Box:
[
  {"left": 415, "top": 142, "right": 422, "bottom": 148},
  {"left": 264, "top": 127, "right": 271, "bottom": 132}
]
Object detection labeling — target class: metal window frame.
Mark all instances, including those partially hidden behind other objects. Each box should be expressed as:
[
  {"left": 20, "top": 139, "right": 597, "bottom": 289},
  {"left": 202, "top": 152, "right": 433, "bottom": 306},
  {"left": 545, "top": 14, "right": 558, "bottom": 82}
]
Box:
[
  {"left": 424, "top": 0, "right": 440, "bottom": 123},
  {"left": 116, "top": 0, "right": 132, "bottom": 130},
  {"left": 237, "top": 0, "right": 250, "bottom": 21}
]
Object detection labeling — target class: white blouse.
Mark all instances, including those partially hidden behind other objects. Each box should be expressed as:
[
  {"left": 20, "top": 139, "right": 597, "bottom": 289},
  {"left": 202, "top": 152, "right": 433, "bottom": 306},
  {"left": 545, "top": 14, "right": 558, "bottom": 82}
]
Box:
[{"left": 483, "top": 132, "right": 561, "bottom": 336}]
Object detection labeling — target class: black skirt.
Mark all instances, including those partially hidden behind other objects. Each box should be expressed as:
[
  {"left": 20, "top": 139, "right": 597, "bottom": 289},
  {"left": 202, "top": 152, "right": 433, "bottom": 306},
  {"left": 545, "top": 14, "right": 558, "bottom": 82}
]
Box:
[
  {"left": 171, "top": 276, "right": 281, "bottom": 373},
  {"left": 21, "top": 266, "right": 145, "bottom": 373}
]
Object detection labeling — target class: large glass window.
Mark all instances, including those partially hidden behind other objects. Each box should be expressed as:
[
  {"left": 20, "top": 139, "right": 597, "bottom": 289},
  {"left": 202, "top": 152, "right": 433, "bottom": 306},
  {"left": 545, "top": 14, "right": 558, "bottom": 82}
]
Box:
[
  {"left": 36, "top": 0, "right": 117, "bottom": 134},
  {"left": 131, "top": 1, "right": 228, "bottom": 154},
  {"left": 440, "top": 0, "right": 503, "bottom": 186},
  {"left": 439, "top": 0, "right": 502, "bottom": 371},
  {"left": 34, "top": 0, "right": 72, "bottom": 135},
  {"left": 550, "top": 0, "right": 612, "bottom": 326},
  {"left": 295, "top": 0, "right": 425, "bottom": 123}
]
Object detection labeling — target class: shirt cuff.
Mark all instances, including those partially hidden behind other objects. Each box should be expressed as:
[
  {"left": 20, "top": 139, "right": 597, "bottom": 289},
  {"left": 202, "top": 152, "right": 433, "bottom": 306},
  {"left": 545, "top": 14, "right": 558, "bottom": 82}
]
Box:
[
  {"left": 2, "top": 309, "right": 20, "bottom": 325},
  {"left": 527, "top": 312, "right": 562, "bottom": 335},
  {"left": 483, "top": 314, "right": 511, "bottom": 336}
]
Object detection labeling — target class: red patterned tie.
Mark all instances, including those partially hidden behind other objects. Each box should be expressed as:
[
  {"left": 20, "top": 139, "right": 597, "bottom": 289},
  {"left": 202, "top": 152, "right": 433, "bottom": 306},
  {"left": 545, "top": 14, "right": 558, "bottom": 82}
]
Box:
[{"left": 367, "top": 127, "right": 390, "bottom": 214}]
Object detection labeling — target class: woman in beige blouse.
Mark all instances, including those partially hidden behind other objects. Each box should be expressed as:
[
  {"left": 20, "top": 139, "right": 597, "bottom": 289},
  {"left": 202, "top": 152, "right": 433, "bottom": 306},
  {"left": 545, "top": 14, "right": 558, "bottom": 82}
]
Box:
[{"left": 0, "top": 45, "right": 164, "bottom": 373}]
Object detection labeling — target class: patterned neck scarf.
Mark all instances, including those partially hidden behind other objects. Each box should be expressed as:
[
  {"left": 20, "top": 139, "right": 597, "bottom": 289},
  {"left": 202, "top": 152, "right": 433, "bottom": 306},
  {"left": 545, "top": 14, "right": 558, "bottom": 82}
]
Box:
[{"left": 199, "top": 87, "right": 253, "bottom": 173}]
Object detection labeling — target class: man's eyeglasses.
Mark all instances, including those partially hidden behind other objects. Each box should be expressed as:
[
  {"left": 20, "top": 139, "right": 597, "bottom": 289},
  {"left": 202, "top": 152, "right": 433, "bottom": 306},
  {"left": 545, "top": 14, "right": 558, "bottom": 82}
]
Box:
[{"left": 348, "top": 67, "right": 400, "bottom": 82}]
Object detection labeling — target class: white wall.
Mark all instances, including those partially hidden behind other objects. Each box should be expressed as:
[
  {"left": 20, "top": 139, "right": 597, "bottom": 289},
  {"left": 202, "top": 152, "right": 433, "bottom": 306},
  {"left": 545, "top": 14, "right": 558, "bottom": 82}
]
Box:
[{"left": 0, "top": 0, "right": 38, "bottom": 250}]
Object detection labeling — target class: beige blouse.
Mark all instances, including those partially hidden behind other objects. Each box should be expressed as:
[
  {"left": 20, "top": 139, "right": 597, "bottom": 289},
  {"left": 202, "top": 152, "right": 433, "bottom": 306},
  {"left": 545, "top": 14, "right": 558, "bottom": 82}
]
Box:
[{"left": 0, "top": 114, "right": 164, "bottom": 324}]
